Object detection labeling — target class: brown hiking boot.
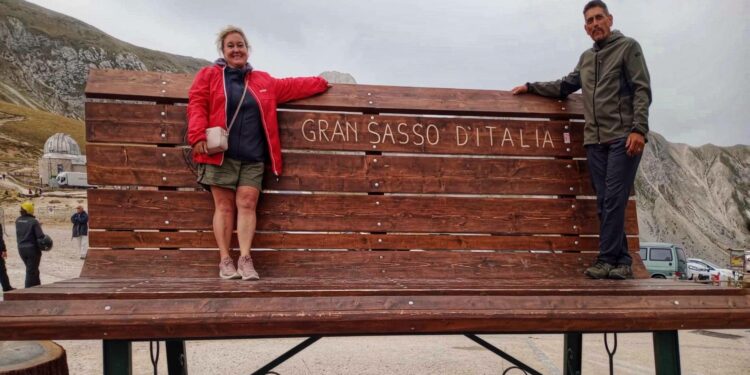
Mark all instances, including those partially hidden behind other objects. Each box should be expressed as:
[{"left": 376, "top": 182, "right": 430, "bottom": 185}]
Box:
[
  {"left": 584, "top": 261, "right": 615, "bottom": 279},
  {"left": 609, "top": 264, "right": 634, "bottom": 280},
  {"left": 238, "top": 255, "right": 260, "bottom": 281},
  {"left": 219, "top": 257, "right": 240, "bottom": 280}
]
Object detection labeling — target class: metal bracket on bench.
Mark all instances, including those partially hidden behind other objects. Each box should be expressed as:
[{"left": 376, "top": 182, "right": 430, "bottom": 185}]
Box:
[
  {"left": 465, "top": 334, "right": 542, "bottom": 375},
  {"left": 250, "top": 336, "right": 322, "bottom": 375}
]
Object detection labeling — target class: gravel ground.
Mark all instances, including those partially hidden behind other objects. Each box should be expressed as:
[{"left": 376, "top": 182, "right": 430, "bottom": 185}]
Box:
[{"left": 1, "top": 198, "right": 749, "bottom": 374}]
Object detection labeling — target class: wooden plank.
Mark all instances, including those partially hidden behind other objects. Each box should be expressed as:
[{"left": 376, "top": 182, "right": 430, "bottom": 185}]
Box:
[
  {"left": 86, "top": 144, "right": 594, "bottom": 195},
  {"left": 86, "top": 102, "right": 586, "bottom": 157},
  {"left": 279, "top": 112, "right": 585, "bottom": 156},
  {"left": 85, "top": 69, "right": 584, "bottom": 118},
  {"left": 1, "top": 294, "right": 748, "bottom": 340},
  {"left": 7, "top": 277, "right": 741, "bottom": 301},
  {"left": 74, "top": 249, "right": 629, "bottom": 279},
  {"left": 89, "top": 231, "right": 640, "bottom": 252},
  {"left": 86, "top": 102, "right": 187, "bottom": 145},
  {"left": 85, "top": 70, "right": 192, "bottom": 103},
  {"left": 88, "top": 190, "right": 636, "bottom": 235},
  {"left": 89, "top": 190, "right": 609, "bottom": 234}
]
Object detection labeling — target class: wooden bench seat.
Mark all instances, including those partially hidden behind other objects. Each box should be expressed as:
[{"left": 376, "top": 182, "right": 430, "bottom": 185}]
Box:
[{"left": 1, "top": 69, "right": 748, "bottom": 374}]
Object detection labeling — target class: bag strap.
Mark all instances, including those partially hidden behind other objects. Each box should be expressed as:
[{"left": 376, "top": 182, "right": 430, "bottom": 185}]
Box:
[{"left": 226, "top": 81, "right": 248, "bottom": 133}]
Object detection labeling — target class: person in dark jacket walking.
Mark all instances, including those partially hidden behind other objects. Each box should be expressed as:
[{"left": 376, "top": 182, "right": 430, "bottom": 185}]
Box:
[
  {"left": 15, "top": 201, "right": 46, "bottom": 288},
  {"left": 1, "top": 222, "right": 14, "bottom": 292},
  {"left": 511, "top": 0, "right": 651, "bottom": 280},
  {"left": 71, "top": 205, "right": 89, "bottom": 259}
]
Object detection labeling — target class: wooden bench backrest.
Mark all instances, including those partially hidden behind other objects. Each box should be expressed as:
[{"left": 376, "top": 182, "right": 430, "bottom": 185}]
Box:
[{"left": 83, "top": 69, "right": 646, "bottom": 279}]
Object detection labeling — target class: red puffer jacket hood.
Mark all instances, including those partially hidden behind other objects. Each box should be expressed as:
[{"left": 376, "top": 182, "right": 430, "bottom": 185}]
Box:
[{"left": 187, "top": 63, "right": 328, "bottom": 175}]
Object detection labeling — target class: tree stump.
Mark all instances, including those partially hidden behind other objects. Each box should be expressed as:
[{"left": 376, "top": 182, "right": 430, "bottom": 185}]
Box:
[{"left": 0, "top": 341, "right": 68, "bottom": 375}]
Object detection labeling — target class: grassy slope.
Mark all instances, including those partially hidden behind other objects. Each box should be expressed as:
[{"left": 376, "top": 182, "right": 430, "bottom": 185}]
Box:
[{"left": 0, "top": 100, "right": 84, "bottom": 166}]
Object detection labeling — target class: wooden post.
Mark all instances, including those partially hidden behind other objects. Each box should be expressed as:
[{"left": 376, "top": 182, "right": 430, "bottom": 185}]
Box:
[{"left": 0, "top": 341, "right": 69, "bottom": 374}]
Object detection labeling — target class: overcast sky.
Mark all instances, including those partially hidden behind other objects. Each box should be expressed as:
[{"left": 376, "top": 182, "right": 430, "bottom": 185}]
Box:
[{"left": 27, "top": 0, "right": 749, "bottom": 147}]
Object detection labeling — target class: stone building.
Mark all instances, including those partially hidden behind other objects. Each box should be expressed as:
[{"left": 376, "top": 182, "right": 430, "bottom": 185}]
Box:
[{"left": 38, "top": 133, "right": 86, "bottom": 186}]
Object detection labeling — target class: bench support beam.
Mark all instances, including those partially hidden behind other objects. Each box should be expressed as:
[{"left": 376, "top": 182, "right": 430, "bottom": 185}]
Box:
[
  {"left": 465, "top": 334, "right": 542, "bottom": 375},
  {"left": 251, "top": 336, "right": 321, "bottom": 375},
  {"left": 166, "top": 340, "right": 188, "bottom": 375},
  {"left": 653, "top": 331, "right": 681, "bottom": 375},
  {"left": 103, "top": 340, "right": 132, "bottom": 375},
  {"left": 563, "top": 332, "right": 582, "bottom": 375}
]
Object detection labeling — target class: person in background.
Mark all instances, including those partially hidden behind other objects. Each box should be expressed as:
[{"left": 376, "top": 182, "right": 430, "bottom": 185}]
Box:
[
  {"left": 511, "top": 0, "right": 651, "bottom": 279},
  {"left": 15, "top": 201, "right": 46, "bottom": 288},
  {"left": 187, "top": 25, "right": 330, "bottom": 281},
  {"left": 71, "top": 205, "right": 89, "bottom": 259},
  {"left": 0, "top": 222, "right": 14, "bottom": 292}
]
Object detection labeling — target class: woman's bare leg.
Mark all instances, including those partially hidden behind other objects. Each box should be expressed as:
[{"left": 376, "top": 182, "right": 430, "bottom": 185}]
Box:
[{"left": 210, "top": 186, "right": 236, "bottom": 260}]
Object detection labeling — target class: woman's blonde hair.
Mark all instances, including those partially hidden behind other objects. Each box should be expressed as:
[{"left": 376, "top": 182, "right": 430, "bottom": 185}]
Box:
[{"left": 216, "top": 25, "right": 250, "bottom": 56}]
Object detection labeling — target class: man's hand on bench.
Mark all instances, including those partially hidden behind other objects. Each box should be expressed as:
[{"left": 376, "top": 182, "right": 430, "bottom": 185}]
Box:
[{"left": 511, "top": 84, "right": 529, "bottom": 95}]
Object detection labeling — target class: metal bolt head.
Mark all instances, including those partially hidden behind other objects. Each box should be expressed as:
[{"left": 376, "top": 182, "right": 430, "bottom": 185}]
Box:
[
  {"left": 163, "top": 196, "right": 168, "bottom": 200},
  {"left": 372, "top": 145, "right": 377, "bottom": 149},
  {"left": 161, "top": 111, "right": 166, "bottom": 116},
  {"left": 162, "top": 153, "right": 167, "bottom": 157},
  {"left": 566, "top": 148, "right": 571, "bottom": 152},
  {"left": 374, "top": 182, "right": 380, "bottom": 187},
  {"left": 162, "top": 177, "right": 167, "bottom": 181},
  {"left": 165, "top": 220, "right": 170, "bottom": 224},
  {"left": 104, "top": 306, "right": 111, "bottom": 311},
  {"left": 378, "top": 238, "right": 383, "bottom": 243},
  {"left": 377, "top": 222, "right": 382, "bottom": 226},
  {"left": 161, "top": 133, "right": 166, "bottom": 138},
  {"left": 165, "top": 237, "right": 170, "bottom": 241}
]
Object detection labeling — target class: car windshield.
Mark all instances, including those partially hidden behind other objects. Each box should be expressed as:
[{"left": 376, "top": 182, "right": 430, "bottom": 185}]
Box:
[{"left": 701, "top": 260, "right": 723, "bottom": 270}]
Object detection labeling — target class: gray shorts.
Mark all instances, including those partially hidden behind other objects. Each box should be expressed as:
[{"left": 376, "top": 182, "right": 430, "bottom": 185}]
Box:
[{"left": 197, "top": 158, "right": 264, "bottom": 191}]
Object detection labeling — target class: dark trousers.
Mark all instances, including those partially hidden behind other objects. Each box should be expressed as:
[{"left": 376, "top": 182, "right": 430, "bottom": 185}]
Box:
[
  {"left": 18, "top": 247, "right": 41, "bottom": 288},
  {"left": 0, "top": 255, "right": 12, "bottom": 291},
  {"left": 586, "top": 137, "right": 642, "bottom": 266}
]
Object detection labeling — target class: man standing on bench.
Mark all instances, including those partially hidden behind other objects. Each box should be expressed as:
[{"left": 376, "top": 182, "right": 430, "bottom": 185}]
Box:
[{"left": 511, "top": 0, "right": 651, "bottom": 279}]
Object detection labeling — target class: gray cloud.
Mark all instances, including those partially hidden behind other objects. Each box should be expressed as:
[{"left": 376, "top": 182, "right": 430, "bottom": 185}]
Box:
[{"left": 25, "top": 0, "right": 750, "bottom": 146}]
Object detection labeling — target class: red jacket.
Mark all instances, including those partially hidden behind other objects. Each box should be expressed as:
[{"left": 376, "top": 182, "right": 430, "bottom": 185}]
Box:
[{"left": 187, "top": 64, "right": 328, "bottom": 175}]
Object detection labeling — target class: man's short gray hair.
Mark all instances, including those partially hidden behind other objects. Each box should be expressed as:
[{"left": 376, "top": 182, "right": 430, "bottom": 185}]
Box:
[{"left": 216, "top": 25, "right": 250, "bottom": 55}]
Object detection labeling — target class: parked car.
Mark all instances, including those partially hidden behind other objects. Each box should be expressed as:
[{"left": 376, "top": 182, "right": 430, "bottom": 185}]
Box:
[
  {"left": 639, "top": 242, "right": 688, "bottom": 279},
  {"left": 687, "top": 258, "right": 737, "bottom": 283}
]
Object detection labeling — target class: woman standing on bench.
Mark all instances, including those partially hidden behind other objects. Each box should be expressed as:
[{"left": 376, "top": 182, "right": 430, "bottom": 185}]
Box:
[{"left": 187, "top": 25, "right": 329, "bottom": 281}]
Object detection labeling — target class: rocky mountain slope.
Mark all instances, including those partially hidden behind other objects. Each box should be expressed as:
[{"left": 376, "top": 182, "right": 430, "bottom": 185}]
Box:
[
  {"left": 637, "top": 133, "right": 750, "bottom": 265},
  {"left": 0, "top": 0, "right": 209, "bottom": 119}
]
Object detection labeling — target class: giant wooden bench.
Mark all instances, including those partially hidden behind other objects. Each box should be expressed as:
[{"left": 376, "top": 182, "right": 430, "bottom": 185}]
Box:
[{"left": 1, "top": 69, "right": 749, "bottom": 374}]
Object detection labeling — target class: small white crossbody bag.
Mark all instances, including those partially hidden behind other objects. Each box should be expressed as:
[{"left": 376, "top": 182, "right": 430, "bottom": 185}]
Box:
[{"left": 205, "top": 82, "right": 248, "bottom": 155}]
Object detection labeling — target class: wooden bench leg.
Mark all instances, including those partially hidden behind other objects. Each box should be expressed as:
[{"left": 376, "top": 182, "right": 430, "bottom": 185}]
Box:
[
  {"left": 103, "top": 340, "right": 132, "bottom": 375},
  {"left": 653, "top": 331, "right": 681, "bottom": 375},
  {"left": 563, "top": 332, "right": 582, "bottom": 375},
  {"left": 166, "top": 340, "right": 188, "bottom": 375}
]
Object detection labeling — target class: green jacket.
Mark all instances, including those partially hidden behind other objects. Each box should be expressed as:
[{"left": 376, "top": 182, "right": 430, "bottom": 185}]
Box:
[{"left": 528, "top": 30, "right": 651, "bottom": 145}]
